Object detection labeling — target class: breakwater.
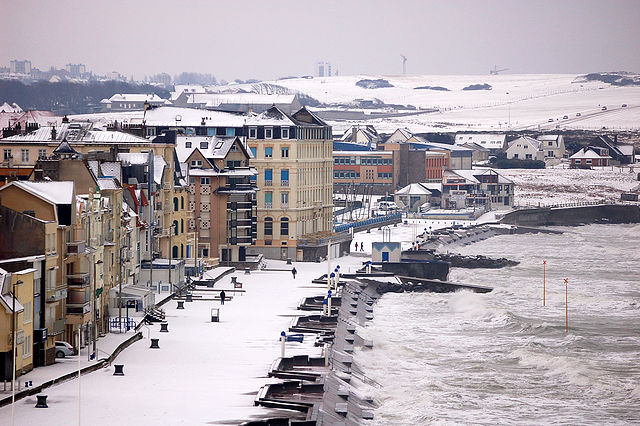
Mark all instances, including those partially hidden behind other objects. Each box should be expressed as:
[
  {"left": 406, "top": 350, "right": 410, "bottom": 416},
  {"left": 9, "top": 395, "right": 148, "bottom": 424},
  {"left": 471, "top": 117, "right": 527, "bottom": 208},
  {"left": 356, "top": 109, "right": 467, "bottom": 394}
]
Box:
[{"left": 500, "top": 204, "right": 640, "bottom": 226}]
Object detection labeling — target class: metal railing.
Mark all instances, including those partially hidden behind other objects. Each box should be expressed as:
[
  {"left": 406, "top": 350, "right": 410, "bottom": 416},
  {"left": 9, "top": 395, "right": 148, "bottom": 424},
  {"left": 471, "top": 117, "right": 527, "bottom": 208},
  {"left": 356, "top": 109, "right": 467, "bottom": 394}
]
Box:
[{"left": 333, "top": 212, "right": 402, "bottom": 233}]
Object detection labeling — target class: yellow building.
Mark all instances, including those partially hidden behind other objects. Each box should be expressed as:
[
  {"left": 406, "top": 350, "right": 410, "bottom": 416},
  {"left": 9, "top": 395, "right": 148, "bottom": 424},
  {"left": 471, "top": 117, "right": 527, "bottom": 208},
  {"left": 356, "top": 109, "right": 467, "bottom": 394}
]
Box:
[{"left": 0, "top": 267, "right": 35, "bottom": 377}]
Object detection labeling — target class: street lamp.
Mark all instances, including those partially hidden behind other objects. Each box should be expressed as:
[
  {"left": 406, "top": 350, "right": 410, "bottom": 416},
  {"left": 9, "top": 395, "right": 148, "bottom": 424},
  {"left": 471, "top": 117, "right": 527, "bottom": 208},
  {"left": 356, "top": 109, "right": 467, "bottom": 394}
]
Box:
[
  {"left": 11, "top": 279, "right": 23, "bottom": 426},
  {"left": 169, "top": 223, "right": 176, "bottom": 294},
  {"left": 92, "top": 259, "right": 103, "bottom": 360}
]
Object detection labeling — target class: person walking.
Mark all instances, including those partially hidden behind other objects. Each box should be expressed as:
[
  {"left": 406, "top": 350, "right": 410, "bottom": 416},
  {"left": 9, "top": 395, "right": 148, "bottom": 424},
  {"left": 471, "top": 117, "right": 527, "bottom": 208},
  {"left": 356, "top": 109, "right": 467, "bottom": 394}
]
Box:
[
  {"left": 354, "top": 242, "right": 358, "bottom": 251},
  {"left": 220, "top": 290, "right": 226, "bottom": 305},
  {"left": 291, "top": 267, "right": 297, "bottom": 279},
  {"left": 360, "top": 243, "right": 364, "bottom": 252}
]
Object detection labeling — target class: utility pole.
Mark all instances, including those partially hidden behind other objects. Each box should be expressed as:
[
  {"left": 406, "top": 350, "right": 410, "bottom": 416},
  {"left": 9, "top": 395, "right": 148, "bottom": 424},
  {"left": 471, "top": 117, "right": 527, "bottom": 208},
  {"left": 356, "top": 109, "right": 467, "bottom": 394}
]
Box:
[
  {"left": 118, "top": 246, "right": 123, "bottom": 333},
  {"left": 169, "top": 223, "right": 173, "bottom": 293},
  {"left": 93, "top": 259, "right": 103, "bottom": 359}
]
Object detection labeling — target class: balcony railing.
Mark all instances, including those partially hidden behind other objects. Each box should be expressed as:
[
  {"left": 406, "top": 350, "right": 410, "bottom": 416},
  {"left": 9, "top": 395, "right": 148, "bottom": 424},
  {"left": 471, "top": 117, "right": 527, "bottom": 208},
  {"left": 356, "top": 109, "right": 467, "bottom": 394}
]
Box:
[
  {"left": 265, "top": 202, "right": 272, "bottom": 208},
  {"left": 67, "top": 273, "right": 90, "bottom": 287},
  {"left": 66, "top": 303, "right": 90, "bottom": 316},
  {"left": 281, "top": 180, "right": 289, "bottom": 187},
  {"left": 45, "top": 287, "right": 67, "bottom": 303},
  {"left": 265, "top": 180, "right": 272, "bottom": 186},
  {"left": 282, "top": 203, "right": 289, "bottom": 210},
  {"left": 66, "top": 241, "right": 85, "bottom": 255}
]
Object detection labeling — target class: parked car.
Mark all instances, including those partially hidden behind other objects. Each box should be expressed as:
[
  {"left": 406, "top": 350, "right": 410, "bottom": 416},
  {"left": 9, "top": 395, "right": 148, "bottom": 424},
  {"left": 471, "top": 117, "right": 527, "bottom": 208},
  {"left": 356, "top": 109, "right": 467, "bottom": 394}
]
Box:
[
  {"left": 601, "top": 106, "right": 607, "bottom": 111},
  {"left": 377, "top": 201, "right": 398, "bottom": 212},
  {"left": 55, "top": 341, "right": 75, "bottom": 358},
  {"left": 576, "top": 112, "right": 582, "bottom": 117},
  {"left": 563, "top": 115, "right": 568, "bottom": 119},
  {"left": 622, "top": 104, "right": 627, "bottom": 107},
  {"left": 548, "top": 118, "right": 554, "bottom": 122}
]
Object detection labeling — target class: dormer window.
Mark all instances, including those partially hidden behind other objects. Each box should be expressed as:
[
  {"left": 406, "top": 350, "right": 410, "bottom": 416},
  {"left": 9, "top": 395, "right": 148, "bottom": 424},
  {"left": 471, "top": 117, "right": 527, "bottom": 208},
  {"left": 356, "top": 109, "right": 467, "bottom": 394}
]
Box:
[
  {"left": 281, "top": 127, "right": 289, "bottom": 139},
  {"left": 200, "top": 141, "right": 208, "bottom": 149},
  {"left": 185, "top": 142, "right": 192, "bottom": 148},
  {"left": 249, "top": 127, "right": 257, "bottom": 139},
  {"left": 265, "top": 127, "right": 273, "bottom": 139}
]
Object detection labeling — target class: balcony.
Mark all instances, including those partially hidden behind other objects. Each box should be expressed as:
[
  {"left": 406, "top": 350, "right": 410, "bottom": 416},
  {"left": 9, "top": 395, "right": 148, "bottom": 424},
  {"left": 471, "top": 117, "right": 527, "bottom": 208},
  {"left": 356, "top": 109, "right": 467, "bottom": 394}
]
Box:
[
  {"left": 282, "top": 203, "right": 289, "bottom": 210},
  {"left": 227, "top": 201, "right": 254, "bottom": 211},
  {"left": 51, "top": 319, "right": 66, "bottom": 335},
  {"left": 45, "top": 286, "right": 67, "bottom": 303},
  {"left": 66, "top": 302, "right": 90, "bottom": 316},
  {"left": 67, "top": 273, "right": 90, "bottom": 287},
  {"left": 265, "top": 180, "right": 272, "bottom": 186},
  {"left": 281, "top": 180, "right": 289, "bottom": 187},
  {"left": 265, "top": 202, "right": 273, "bottom": 208},
  {"left": 66, "top": 240, "right": 86, "bottom": 255}
]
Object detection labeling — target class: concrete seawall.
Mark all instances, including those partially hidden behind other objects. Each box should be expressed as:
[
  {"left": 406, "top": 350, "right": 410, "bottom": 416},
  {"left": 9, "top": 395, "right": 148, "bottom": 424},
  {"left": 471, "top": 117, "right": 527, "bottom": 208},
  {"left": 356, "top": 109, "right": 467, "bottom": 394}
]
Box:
[{"left": 500, "top": 204, "right": 640, "bottom": 227}]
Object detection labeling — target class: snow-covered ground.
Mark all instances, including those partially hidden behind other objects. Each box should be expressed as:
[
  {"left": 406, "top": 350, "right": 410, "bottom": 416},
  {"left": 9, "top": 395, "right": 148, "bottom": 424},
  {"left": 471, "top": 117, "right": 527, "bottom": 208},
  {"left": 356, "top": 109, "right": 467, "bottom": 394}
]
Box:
[
  {"left": 2, "top": 259, "right": 366, "bottom": 425},
  {"left": 495, "top": 164, "right": 640, "bottom": 206},
  {"left": 224, "top": 74, "right": 640, "bottom": 133}
]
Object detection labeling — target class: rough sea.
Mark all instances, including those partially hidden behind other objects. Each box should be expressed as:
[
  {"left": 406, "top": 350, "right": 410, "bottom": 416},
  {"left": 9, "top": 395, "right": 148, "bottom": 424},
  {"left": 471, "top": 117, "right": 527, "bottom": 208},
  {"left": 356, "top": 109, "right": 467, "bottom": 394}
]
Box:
[{"left": 356, "top": 224, "right": 640, "bottom": 425}]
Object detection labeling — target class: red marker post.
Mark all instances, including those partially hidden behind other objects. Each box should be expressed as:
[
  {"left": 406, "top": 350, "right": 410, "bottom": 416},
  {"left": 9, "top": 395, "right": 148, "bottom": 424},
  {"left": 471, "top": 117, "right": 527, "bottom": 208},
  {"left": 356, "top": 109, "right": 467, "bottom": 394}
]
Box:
[{"left": 564, "top": 278, "right": 569, "bottom": 332}]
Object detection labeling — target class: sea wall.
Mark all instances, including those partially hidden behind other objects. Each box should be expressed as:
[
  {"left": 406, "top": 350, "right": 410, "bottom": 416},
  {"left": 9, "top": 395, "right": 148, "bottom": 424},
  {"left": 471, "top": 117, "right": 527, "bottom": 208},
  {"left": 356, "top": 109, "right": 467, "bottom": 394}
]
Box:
[{"left": 500, "top": 204, "right": 640, "bottom": 227}]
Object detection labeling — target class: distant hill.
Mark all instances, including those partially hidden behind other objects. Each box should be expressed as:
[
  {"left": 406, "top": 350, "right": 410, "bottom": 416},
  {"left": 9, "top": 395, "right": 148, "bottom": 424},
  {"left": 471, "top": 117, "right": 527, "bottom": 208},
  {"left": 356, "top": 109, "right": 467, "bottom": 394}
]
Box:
[{"left": 0, "top": 80, "right": 170, "bottom": 115}]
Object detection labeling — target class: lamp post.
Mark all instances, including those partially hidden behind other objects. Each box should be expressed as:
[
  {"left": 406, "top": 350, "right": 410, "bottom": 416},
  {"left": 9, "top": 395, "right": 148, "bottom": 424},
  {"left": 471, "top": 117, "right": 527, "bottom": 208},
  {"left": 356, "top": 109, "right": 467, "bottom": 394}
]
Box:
[
  {"left": 92, "top": 259, "right": 103, "bottom": 359},
  {"left": 194, "top": 218, "right": 201, "bottom": 280},
  {"left": 169, "top": 223, "right": 175, "bottom": 294},
  {"left": 11, "top": 279, "right": 23, "bottom": 426}
]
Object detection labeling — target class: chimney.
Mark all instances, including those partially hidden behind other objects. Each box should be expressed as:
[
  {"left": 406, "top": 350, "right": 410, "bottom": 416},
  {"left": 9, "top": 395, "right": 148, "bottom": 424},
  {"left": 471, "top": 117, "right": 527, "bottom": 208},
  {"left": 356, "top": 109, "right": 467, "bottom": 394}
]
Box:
[
  {"left": 33, "top": 168, "right": 44, "bottom": 181},
  {"left": 614, "top": 134, "right": 618, "bottom": 145},
  {"left": 51, "top": 126, "right": 57, "bottom": 140},
  {"left": 62, "top": 115, "right": 69, "bottom": 123}
]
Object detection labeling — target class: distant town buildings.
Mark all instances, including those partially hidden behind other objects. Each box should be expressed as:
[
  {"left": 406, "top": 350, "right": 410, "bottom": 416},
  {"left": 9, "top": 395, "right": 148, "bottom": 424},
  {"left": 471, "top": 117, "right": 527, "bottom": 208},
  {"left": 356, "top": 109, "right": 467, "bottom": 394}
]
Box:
[
  {"left": 315, "top": 61, "right": 332, "bottom": 77},
  {"left": 10, "top": 60, "right": 31, "bottom": 75}
]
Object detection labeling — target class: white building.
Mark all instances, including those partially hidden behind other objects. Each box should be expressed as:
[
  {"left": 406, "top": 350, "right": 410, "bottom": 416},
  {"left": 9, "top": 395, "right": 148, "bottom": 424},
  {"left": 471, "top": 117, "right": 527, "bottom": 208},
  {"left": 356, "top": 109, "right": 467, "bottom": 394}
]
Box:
[
  {"left": 455, "top": 133, "right": 507, "bottom": 153},
  {"left": 100, "top": 94, "right": 171, "bottom": 111},
  {"left": 506, "top": 136, "right": 544, "bottom": 161},
  {"left": 537, "top": 135, "right": 566, "bottom": 160}
]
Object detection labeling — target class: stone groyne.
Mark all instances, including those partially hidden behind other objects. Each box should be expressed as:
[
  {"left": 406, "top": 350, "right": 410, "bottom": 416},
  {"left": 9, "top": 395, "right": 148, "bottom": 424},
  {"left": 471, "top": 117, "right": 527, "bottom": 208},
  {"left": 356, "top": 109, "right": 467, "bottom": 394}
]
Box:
[{"left": 500, "top": 204, "right": 640, "bottom": 227}]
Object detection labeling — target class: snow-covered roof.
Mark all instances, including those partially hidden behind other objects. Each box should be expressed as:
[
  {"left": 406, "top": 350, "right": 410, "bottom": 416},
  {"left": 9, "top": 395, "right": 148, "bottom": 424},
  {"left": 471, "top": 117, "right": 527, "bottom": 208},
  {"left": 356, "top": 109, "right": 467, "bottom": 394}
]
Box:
[
  {"left": 108, "top": 93, "right": 165, "bottom": 103},
  {"left": 455, "top": 133, "right": 506, "bottom": 149},
  {"left": 0, "top": 102, "right": 22, "bottom": 113},
  {"left": 97, "top": 177, "right": 119, "bottom": 190},
  {"left": 5, "top": 181, "right": 75, "bottom": 205},
  {"left": 537, "top": 134, "right": 561, "bottom": 141},
  {"left": 395, "top": 182, "right": 441, "bottom": 195},
  {"left": 117, "top": 153, "right": 151, "bottom": 165},
  {"left": 176, "top": 136, "right": 245, "bottom": 163},
  {"left": 154, "top": 156, "right": 167, "bottom": 185},
  {"left": 507, "top": 136, "right": 542, "bottom": 151},
  {"left": 1, "top": 123, "right": 148, "bottom": 144},
  {"left": 187, "top": 93, "right": 297, "bottom": 108},
  {"left": 333, "top": 150, "right": 392, "bottom": 156},
  {"left": 472, "top": 168, "right": 515, "bottom": 184},
  {"left": 445, "top": 169, "right": 480, "bottom": 184},
  {"left": 570, "top": 148, "right": 612, "bottom": 160},
  {"left": 189, "top": 167, "right": 257, "bottom": 177},
  {"left": 245, "top": 106, "right": 297, "bottom": 126},
  {"left": 618, "top": 145, "right": 634, "bottom": 156}
]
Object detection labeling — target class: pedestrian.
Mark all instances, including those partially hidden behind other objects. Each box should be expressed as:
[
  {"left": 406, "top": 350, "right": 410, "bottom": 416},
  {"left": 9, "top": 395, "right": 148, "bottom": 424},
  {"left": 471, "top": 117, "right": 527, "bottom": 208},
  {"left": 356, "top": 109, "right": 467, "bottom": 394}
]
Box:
[
  {"left": 220, "top": 290, "right": 226, "bottom": 305},
  {"left": 354, "top": 242, "right": 359, "bottom": 251},
  {"left": 360, "top": 243, "right": 364, "bottom": 252},
  {"left": 291, "top": 267, "right": 297, "bottom": 279}
]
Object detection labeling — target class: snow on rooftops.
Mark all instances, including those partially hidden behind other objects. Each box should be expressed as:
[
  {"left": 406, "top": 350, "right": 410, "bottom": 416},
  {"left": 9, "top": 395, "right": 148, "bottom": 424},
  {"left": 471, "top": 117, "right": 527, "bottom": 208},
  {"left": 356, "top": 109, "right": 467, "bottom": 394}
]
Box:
[
  {"left": 10, "top": 181, "right": 75, "bottom": 205},
  {"left": 97, "top": 177, "right": 119, "bottom": 190},
  {"left": 107, "top": 93, "right": 165, "bottom": 103},
  {"left": 117, "top": 152, "right": 150, "bottom": 165},
  {"left": 508, "top": 136, "right": 543, "bottom": 150},
  {"left": 1, "top": 122, "right": 148, "bottom": 144},
  {"left": 455, "top": 133, "right": 506, "bottom": 149},
  {"left": 0, "top": 102, "right": 23, "bottom": 113},
  {"left": 333, "top": 150, "right": 392, "bottom": 156},
  {"left": 570, "top": 147, "right": 612, "bottom": 159},
  {"left": 176, "top": 136, "right": 241, "bottom": 163},
  {"left": 187, "top": 93, "right": 297, "bottom": 108},
  {"left": 395, "top": 182, "right": 442, "bottom": 195}
]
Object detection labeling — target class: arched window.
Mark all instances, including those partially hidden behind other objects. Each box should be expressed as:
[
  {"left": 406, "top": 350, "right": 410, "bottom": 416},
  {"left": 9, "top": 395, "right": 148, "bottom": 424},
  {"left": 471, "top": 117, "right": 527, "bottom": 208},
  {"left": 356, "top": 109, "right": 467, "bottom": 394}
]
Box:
[
  {"left": 172, "top": 245, "right": 178, "bottom": 258},
  {"left": 264, "top": 217, "right": 273, "bottom": 236},
  {"left": 180, "top": 244, "right": 184, "bottom": 258},
  {"left": 173, "top": 220, "right": 179, "bottom": 235},
  {"left": 173, "top": 197, "right": 179, "bottom": 212},
  {"left": 181, "top": 196, "right": 185, "bottom": 209},
  {"left": 280, "top": 217, "right": 289, "bottom": 236},
  {"left": 181, "top": 219, "right": 184, "bottom": 233}
]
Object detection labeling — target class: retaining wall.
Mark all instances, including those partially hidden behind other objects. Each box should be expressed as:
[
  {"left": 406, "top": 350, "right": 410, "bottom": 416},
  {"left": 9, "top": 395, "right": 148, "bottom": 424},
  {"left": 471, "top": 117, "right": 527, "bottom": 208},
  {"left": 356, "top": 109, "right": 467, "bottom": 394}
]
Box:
[{"left": 500, "top": 204, "right": 640, "bottom": 227}]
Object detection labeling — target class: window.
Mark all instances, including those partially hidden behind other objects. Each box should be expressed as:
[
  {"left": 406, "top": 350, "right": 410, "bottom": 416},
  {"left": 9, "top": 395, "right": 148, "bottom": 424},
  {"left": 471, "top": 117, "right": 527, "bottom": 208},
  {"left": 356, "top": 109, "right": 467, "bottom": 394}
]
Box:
[
  {"left": 226, "top": 128, "right": 235, "bottom": 137},
  {"left": 189, "top": 177, "right": 195, "bottom": 184},
  {"left": 586, "top": 159, "right": 592, "bottom": 164},
  {"left": 200, "top": 141, "right": 208, "bottom": 149},
  {"left": 281, "top": 169, "right": 289, "bottom": 185},
  {"left": 548, "top": 141, "right": 553, "bottom": 146},
  {"left": 23, "top": 335, "right": 31, "bottom": 357},
  {"left": 230, "top": 144, "right": 237, "bottom": 151},
  {"left": 265, "top": 127, "right": 273, "bottom": 139},
  {"left": 265, "top": 191, "right": 273, "bottom": 208},
  {"left": 181, "top": 196, "right": 185, "bottom": 209},
  {"left": 264, "top": 169, "right": 273, "bottom": 185},
  {"left": 185, "top": 141, "right": 192, "bottom": 148},
  {"left": 513, "top": 154, "right": 519, "bottom": 159},
  {"left": 227, "top": 160, "right": 241, "bottom": 169},
  {"left": 21, "top": 149, "right": 29, "bottom": 163},
  {"left": 281, "top": 192, "right": 289, "bottom": 208},
  {"left": 249, "top": 127, "right": 257, "bottom": 139},
  {"left": 173, "top": 197, "right": 179, "bottom": 211},
  {"left": 38, "top": 149, "right": 47, "bottom": 159},
  {"left": 181, "top": 219, "right": 184, "bottom": 233},
  {"left": 215, "top": 141, "right": 223, "bottom": 149},
  {"left": 525, "top": 154, "right": 532, "bottom": 159},
  {"left": 250, "top": 147, "right": 257, "bottom": 158},
  {"left": 146, "top": 127, "right": 156, "bottom": 137},
  {"left": 281, "top": 127, "right": 289, "bottom": 139},
  {"left": 200, "top": 177, "right": 210, "bottom": 184},
  {"left": 3, "top": 149, "right": 10, "bottom": 160},
  {"left": 173, "top": 220, "right": 178, "bottom": 235},
  {"left": 280, "top": 217, "right": 289, "bottom": 236},
  {"left": 281, "top": 147, "right": 289, "bottom": 158},
  {"left": 207, "top": 128, "right": 216, "bottom": 136},
  {"left": 264, "top": 217, "right": 273, "bottom": 235},
  {"left": 265, "top": 147, "right": 273, "bottom": 158},
  {"left": 23, "top": 301, "right": 32, "bottom": 324},
  {"left": 548, "top": 151, "right": 554, "bottom": 157}
]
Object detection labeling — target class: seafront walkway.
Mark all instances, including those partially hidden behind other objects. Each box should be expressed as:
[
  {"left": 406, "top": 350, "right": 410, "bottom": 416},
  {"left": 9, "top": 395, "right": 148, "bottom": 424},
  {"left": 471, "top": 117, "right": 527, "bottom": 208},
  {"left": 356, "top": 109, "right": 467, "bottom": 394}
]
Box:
[{"left": 1, "top": 259, "right": 363, "bottom": 425}]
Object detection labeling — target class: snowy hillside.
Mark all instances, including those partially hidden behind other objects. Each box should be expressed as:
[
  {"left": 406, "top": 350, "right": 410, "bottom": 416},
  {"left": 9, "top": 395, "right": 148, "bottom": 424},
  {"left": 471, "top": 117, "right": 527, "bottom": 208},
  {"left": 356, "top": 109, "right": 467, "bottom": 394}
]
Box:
[{"left": 220, "top": 74, "right": 640, "bottom": 133}]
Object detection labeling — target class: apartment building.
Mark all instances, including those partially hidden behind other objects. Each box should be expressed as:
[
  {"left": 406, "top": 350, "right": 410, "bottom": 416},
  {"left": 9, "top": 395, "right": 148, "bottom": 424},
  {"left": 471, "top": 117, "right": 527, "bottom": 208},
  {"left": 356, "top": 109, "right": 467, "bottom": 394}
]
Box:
[
  {"left": 177, "top": 135, "right": 258, "bottom": 264},
  {"left": 246, "top": 107, "right": 333, "bottom": 260},
  {"left": 333, "top": 151, "right": 394, "bottom": 194}
]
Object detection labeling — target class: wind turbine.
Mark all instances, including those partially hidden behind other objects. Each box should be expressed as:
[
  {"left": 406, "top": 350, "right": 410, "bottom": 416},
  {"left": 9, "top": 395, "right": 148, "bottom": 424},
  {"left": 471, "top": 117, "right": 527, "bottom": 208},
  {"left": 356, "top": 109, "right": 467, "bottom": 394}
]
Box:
[{"left": 400, "top": 54, "right": 407, "bottom": 75}]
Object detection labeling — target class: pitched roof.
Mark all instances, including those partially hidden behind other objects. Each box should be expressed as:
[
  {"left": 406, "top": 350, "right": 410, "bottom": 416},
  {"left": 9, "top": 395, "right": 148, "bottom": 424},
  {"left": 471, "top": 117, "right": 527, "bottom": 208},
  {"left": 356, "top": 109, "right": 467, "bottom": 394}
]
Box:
[
  {"left": 455, "top": 133, "right": 506, "bottom": 149},
  {"left": 507, "top": 136, "right": 542, "bottom": 150},
  {"left": 2, "top": 181, "right": 75, "bottom": 205},
  {"left": 569, "top": 147, "right": 612, "bottom": 160}
]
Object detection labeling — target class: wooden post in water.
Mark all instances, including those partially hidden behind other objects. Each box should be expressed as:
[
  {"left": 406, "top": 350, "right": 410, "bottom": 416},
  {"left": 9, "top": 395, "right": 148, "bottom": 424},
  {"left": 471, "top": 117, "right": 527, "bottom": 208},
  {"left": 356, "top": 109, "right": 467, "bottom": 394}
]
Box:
[
  {"left": 564, "top": 278, "right": 568, "bottom": 332},
  {"left": 543, "top": 260, "right": 546, "bottom": 306}
]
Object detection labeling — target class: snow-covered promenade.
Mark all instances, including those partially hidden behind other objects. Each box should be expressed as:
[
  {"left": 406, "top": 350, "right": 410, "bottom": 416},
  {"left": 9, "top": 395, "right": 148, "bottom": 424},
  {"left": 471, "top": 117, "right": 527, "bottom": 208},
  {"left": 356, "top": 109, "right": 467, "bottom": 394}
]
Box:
[{"left": 2, "top": 258, "right": 363, "bottom": 425}]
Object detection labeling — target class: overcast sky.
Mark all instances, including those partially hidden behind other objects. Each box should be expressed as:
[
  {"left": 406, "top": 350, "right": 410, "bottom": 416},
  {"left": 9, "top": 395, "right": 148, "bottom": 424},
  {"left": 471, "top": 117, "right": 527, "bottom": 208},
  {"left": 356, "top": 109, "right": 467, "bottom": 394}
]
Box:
[{"left": 2, "top": 0, "right": 639, "bottom": 81}]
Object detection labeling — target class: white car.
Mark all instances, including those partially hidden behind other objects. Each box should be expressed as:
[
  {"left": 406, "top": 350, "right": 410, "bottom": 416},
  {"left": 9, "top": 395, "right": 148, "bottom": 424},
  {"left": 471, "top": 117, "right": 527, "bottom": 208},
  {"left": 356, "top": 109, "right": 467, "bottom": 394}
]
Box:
[
  {"left": 378, "top": 201, "right": 398, "bottom": 211},
  {"left": 55, "top": 341, "right": 75, "bottom": 358}
]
